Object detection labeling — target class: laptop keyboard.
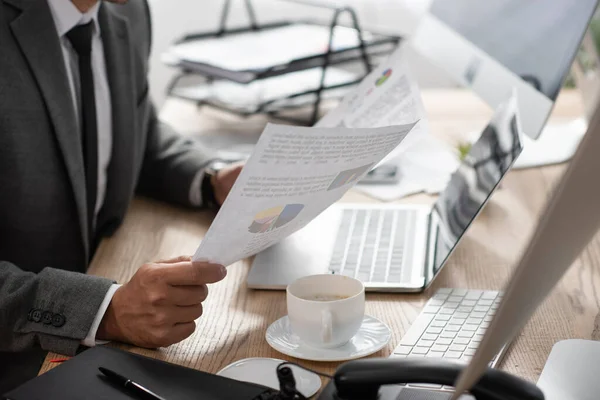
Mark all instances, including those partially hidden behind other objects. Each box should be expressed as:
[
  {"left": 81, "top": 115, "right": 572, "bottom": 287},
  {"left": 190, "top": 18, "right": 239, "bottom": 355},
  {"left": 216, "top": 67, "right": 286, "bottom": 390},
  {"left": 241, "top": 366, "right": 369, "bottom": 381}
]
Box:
[
  {"left": 328, "top": 209, "right": 416, "bottom": 283},
  {"left": 391, "top": 288, "right": 504, "bottom": 370}
]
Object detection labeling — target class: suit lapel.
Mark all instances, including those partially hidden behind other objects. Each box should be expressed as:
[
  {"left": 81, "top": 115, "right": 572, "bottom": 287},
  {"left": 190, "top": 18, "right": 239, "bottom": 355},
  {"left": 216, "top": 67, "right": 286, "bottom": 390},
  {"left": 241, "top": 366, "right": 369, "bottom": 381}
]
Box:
[
  {"left": 98, "top": 4, "right": 135, "bottom": 228},
  {"left": 6, "top": 0, "right": 90, "bottom": 257}
]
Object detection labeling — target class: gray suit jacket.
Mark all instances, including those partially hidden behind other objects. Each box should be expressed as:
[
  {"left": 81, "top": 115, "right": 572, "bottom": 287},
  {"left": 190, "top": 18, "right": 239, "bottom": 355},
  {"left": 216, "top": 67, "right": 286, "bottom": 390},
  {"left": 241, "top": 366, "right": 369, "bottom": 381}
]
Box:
[{"left": 0, "top": 0, "right": 213, "bottom": 390}]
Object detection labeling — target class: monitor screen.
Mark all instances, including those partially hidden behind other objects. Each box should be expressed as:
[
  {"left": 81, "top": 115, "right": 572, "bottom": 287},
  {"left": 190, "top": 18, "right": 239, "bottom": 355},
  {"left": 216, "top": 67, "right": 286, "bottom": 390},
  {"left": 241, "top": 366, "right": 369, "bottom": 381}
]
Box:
[
  {"left": 412, "top": 0, "right": 598, "bottom": 139},
  {"left": 426, "top": 95, "right": 524, "bottom": 283},
  {"left": 430, "top": 0, "right": 599, "bottom": 100}
]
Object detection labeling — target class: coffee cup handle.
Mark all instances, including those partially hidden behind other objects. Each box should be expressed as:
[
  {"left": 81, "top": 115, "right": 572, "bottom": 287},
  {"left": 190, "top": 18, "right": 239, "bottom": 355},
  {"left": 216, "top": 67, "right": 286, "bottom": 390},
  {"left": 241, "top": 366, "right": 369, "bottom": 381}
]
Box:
[{"left": 321, "top": 309, "right": 333, "bottom": 344}]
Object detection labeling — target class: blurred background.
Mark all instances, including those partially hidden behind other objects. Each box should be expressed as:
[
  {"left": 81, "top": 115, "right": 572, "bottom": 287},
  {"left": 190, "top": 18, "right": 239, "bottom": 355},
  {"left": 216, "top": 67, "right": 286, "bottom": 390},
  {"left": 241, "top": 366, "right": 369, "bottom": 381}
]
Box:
[{"left": 146, "top": 0, "right": 456, "bottom": 108}]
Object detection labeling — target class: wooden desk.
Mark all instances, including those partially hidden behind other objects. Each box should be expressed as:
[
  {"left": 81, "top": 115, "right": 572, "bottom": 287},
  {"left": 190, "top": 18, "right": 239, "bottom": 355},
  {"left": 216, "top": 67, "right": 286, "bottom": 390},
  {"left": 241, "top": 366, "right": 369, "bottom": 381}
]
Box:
[{"left": 40, "top": 89, "right": 598, "bottom": 385}]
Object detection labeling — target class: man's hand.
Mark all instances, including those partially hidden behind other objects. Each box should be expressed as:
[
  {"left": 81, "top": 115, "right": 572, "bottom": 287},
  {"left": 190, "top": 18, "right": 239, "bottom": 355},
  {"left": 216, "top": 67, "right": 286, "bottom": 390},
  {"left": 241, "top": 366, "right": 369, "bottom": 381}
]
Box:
[
  {"left": 97, "top": 256, "right": 226, "bottom": 348},
  {"left": 211, "top": 162, "right": 244, "bottom": 206}
]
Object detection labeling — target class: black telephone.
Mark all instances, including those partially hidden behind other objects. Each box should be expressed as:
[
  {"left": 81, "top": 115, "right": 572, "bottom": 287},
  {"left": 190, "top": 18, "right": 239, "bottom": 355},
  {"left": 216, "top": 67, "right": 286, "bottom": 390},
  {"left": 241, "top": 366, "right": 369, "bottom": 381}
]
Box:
[{"left": 316, "top": 358, "right": 544, "bottom": 400}]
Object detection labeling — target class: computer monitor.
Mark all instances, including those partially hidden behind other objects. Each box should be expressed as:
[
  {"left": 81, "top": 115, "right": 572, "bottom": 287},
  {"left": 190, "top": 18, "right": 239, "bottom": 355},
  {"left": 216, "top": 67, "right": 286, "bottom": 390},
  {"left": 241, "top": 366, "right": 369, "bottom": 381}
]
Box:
[{"left": 411, "top": 0, "right": 599, "bottom": 139}]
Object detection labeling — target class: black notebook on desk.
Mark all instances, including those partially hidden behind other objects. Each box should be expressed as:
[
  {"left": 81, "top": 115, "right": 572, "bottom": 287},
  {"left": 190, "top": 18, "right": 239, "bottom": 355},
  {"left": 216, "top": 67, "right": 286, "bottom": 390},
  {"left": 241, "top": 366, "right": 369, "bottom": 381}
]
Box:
[{"left": 3, "top": 346, "right": 272, "bottom": 400}]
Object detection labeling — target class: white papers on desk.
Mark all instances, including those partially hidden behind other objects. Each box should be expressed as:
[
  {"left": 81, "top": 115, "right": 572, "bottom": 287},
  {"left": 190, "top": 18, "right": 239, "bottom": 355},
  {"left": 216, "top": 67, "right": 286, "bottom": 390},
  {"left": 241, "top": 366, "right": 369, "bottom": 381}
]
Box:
[
  {"left": 169, "top": 24, "right": 375, "bottom": 72},
  {"left": 354, "top": 134, "right": 459, "bottom": 201},
  {"left": 192, "top": 122, "right": 418, "bottom": 266}
]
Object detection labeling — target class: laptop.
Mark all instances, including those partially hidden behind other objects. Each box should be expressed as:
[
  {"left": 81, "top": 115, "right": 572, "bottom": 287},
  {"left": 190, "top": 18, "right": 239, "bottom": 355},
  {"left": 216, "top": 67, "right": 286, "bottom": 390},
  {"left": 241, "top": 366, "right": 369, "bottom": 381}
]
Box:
[{"left": 247, "top": 95, "right": 523, "bottom": 292}]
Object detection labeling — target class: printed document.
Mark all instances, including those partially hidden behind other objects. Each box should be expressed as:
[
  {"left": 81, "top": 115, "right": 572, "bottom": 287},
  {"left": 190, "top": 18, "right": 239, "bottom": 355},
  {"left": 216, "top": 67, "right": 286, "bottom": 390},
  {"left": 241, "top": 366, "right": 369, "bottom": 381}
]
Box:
[
  {"left": 317, "top": 45, "right": 427, "bottom": 144},
  {"left": 193, "top": 122, "right": 417, "bottom": 266}
]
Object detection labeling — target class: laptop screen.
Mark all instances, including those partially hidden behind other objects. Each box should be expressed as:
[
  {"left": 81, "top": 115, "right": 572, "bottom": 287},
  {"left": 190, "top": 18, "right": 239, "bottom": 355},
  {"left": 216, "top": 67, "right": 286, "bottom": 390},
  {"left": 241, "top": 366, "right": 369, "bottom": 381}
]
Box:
[
  {"left": 430, "top": 0, "right": 598, "bottom": 100},
  {"left": 426, "top": 96, "right": 524, "bottom": 284}
]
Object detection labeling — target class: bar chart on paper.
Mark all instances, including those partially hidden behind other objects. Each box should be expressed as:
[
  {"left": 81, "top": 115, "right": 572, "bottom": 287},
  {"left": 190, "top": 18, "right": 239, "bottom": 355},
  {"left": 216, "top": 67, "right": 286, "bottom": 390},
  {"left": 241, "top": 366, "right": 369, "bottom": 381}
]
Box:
[{"left": 248, "top": 204, "right": 305, "bottom": 233}]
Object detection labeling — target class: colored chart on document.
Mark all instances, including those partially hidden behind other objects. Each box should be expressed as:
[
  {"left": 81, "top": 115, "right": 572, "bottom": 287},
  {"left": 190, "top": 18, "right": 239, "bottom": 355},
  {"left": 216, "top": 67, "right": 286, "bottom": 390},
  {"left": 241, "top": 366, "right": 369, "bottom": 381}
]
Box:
[{"left": 248, "top": 204, "right": 305, "bottom": 233}]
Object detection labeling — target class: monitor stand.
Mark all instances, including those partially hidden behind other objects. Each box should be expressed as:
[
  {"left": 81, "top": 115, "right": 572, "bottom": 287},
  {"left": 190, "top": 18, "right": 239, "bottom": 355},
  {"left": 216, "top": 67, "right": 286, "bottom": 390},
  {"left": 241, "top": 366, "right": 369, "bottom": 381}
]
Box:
[
  {"left": 513, "top": 118, "right": 587, "bottom": 169},
  {"left": 537, "top": 339, "right": 600, "bottom": 400}
]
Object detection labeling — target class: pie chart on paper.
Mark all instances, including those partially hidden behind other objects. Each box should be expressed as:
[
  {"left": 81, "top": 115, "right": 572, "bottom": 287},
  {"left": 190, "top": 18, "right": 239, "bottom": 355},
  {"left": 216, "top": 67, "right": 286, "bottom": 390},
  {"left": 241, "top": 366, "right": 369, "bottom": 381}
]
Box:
[
  {"left": 248, "top": 204, "right": 305, "bottom": 233},
  {"left": 375, "top": 68, "right": 392, "bottom": 86}
]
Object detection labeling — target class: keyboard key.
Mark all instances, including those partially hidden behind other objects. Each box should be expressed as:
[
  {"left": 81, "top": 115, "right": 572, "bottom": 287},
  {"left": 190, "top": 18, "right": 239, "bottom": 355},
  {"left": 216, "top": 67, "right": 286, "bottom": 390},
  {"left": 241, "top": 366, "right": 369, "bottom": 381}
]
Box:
[
  {"left": 461, "top": 300, "right": 477, "bottom": 306},
  {"left": 431, "top": 344, "right": 449, "bottom": 352},
  {"left": 439, "top": 308, "right": 455, "bottom": 315},
  {"left": 451, "top": 289, "right": 468, "bottom": 296},
  {"left": 426, "top": 351, "right": 445, "bottom": 358},
  {"left": 421, "top": 333, "right": 439, "bottom": 341},
  {"left": 425, "top": 327, "right": 443, "bottom": 334},
  {"left": 416, "top": 339, "right": 435, "bottom": 348},
  {"left": 454, "top": 312, "right": 470, "bottom": 319},
  {"left": 448, "top": 317, "right": 466, "bottom": 325},
  {"left": 481, "top": 291, "right": 498, "bottom": 299},
  {"left": 411, "top": 347, "right": 428, "bottom": 355},
  {"left": 457, "top": 331, "right": 474, "bottom": 338},
  {"left": 467, "top": 342, "right": 479, "bottom": 349},
  {"left": 444, "top": 302, "right": 460, "bottom": 309},
  {"left": 443, "top": 325, "right": 461, "bottom": 332},
  {"left": 488, "top": 309, "right": 497, "bottom": 316},
  {"left": 461, "top": 325, "right": 477, "bottom": 332},
  {"left": 470, "top": 312, "right": 487, "bottom": 319},
  {"left": 394, "top": 346, "right": 412, "bottom": 355},
  {"left": 435, "top": 315, "right": 451, "bottom": 321},
  {"left": 461, "top": 355, "right": 473, "bottom": 362},
  {"left": 477, "top": 299, "right": 494, "bottom": 306},
  {"left": 435, "top": 338, "right": 453, "bottom": 345},
  {"left": 440, "top": 331, "right": 456, "bottom": 339},
  {"left": 464, "top": 348, "right": 477, "bottom": 355},
  {"left": 474, "top": 306, "right": 490, "bottom": 313},
  {"left": 399, "top": 314, "right": 434, "bottom": 346},
  {"left": 422, "top": 305, "right": 440, "bottom": 314},
  {"left": 448, "top": 296, "right": 464, "bottom": 303},
  {"left": 464, "top": 290, "right": 483, "bottom": 299},
  {"left": 449, "top": 344, "right": 467, "bottom": 352},
  {"left": 430, "top": 320, "right": 447, "bottom": 328},
  {"left": 466, "top": 318, "right": 483, "bottom": 325},
  {"left": 473, "top": 334, "right": 484, "bottom": 342},
  {"left": 484, "top": 315, "right": 494, "bottom": 322},
  {"left": 457, "top": 306, "right": 473, "bottom": 313},
  {"left": 453, "top": 337, "right": 470, "bottom": 345},
  {"left": 480, "top": 322, "right": 490, "bottom": 328},
  {"left": 444, "top": 351, "right": 462, "bottom": 359}
]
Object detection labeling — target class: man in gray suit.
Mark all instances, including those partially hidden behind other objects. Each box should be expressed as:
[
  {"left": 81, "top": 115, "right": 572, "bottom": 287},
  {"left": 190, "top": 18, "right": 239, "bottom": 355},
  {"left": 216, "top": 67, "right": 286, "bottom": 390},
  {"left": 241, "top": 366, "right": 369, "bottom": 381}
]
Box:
[{"left": 0, "top": 0, "right": 243, "bottom": 392}]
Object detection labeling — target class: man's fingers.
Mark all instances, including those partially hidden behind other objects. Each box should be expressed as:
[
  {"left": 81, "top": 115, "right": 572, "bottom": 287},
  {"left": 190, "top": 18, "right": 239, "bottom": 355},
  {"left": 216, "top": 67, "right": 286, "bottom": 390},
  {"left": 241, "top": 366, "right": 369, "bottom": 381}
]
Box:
[
  {"left": 160, "top": 262, "right": 226, "bottom": 286},
  {"left": 173, "top": 304, "right": 204, "bottom": 324},
  {"left": 170, "top": 285, "right": 209, "bottom": 306},
  {"left": 155, "top": 255, "right": 192, "bottom": 264},
  {"left": 170, "top": 322, "right": 196, "bottom": 344}
]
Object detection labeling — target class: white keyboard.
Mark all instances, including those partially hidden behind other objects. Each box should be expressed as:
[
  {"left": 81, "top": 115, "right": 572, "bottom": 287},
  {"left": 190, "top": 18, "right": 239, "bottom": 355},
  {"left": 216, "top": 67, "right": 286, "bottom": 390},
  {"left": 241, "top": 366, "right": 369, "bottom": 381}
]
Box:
[{"left": 391, "top": 288, "right": 505, "bottom": 366}]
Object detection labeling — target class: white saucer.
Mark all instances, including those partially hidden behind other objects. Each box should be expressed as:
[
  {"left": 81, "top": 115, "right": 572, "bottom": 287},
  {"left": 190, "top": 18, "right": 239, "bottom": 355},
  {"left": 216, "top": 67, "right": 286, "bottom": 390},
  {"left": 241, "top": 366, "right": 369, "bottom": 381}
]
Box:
[
  {"left": 217, "top": 357, "right": 321, "bottom": 397},
  {"left": 266, "top": 315, "right": 391, "bottom": 362}
]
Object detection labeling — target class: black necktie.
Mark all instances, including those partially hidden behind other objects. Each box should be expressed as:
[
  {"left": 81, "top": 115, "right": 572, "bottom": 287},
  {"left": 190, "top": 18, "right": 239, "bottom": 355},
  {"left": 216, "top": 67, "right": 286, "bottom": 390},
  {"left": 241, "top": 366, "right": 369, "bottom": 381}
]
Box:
[{"left": 66, "top": 22, "right": 98, "bottom": 249}]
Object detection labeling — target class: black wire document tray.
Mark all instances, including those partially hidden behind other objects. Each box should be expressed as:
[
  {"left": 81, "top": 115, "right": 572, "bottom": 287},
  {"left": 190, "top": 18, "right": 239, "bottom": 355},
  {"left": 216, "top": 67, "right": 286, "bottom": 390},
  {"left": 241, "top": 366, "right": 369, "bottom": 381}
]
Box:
[
  {"left": 163, "top": 0, "right": 402, "bottom": 124},
  {"left": 163, "top": 20, "right": 400, "bottom": 84}
]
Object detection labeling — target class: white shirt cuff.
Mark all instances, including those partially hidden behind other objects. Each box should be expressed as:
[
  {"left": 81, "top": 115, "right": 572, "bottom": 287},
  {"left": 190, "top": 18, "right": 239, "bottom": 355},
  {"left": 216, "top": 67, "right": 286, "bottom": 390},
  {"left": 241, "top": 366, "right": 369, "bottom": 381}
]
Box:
[
  {"left": 82, "top": 283, "right": 121, "bottom": 347},
  {"left": 189, "top": 169, "right": 205, "bottom": 207}
]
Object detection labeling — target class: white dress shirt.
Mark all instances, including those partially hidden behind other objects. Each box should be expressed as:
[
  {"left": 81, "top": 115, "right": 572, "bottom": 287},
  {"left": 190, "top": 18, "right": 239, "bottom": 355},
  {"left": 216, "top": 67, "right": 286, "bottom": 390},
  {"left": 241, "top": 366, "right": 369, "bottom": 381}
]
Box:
[{"left": 47, "top": 0, "right": 208, "bottom": 348}]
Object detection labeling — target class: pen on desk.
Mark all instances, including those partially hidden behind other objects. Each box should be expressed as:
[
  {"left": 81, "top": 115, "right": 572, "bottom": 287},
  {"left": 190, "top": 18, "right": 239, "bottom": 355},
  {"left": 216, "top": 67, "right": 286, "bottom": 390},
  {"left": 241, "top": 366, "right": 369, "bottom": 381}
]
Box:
[{"left": 99, "top": 367, "right": 167, "bottom": 400}]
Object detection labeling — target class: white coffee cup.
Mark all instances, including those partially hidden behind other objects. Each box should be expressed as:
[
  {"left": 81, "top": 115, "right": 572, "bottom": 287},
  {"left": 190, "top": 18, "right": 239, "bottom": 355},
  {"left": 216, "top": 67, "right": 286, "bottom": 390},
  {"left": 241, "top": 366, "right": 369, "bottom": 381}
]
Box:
[{"left": 286, "top": 274, "right": 365, "bottom": 348}]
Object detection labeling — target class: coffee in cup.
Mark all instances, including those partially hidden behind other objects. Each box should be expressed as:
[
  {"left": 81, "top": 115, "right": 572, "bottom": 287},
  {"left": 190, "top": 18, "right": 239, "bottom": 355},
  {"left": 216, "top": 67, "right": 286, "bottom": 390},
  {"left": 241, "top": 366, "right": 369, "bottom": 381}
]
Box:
[{"left": 286, "top": 274, "right": 365, "bottom": 348}]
